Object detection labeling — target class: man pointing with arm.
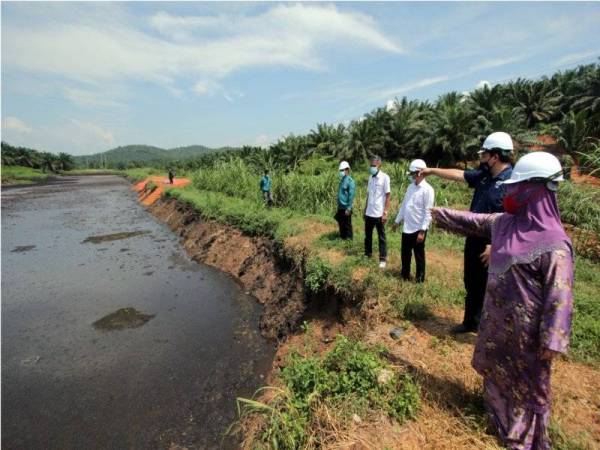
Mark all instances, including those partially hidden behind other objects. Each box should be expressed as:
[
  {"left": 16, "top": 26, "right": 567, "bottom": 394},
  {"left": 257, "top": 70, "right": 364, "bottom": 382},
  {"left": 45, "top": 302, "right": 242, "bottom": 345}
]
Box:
[{"left": 420, "top": 132, "right": 513, "bottom": 333}]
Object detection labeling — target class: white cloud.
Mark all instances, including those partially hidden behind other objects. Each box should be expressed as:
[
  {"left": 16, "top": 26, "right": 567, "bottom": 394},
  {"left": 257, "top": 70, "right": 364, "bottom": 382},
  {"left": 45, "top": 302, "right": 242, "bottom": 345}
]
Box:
[
  {"left": 385, "top": 99, "right": 397, "bottom": 112},
  {"left": 64, "top": 87, "right": 126, "bottom": 108},
  {"left": 475, "top": 80, "right": 491, "bottom": 90},
  {"left": 2, "top": 116, "right": 33, "bottom": 133},
  {"left": 3, "top": 3, "right": 401, "bottom": 99},
  {"left": 554, "top": 50, "right": 599, "bottom": 67},
  {"left": 193, "top": 80, "right": 222, "bottom": 96},
  {"left": 69, "top": 119, "right": 115, "bottom": 146},
  {"left": 254, "top": 133, "right": 271, "bottom": 148},
  {"left": 469, "top": 56, "right": 524, "bottom": 72}
]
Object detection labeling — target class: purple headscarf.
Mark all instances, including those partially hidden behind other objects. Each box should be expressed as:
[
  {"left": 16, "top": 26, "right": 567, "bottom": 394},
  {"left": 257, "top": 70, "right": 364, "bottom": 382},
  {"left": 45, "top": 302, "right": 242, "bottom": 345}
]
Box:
[{"left": 489, "top": 182, "right": 572, "bottom": 274}]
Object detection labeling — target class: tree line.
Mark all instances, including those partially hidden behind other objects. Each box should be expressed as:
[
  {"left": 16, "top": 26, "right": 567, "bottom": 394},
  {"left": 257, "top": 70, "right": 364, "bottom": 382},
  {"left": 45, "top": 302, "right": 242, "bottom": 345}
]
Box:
[
  {"left": 1, "top": 142, "right": 75, "bottom": 172},
  {"left": 169, "top": 61, "right": 600, "bottom": 176}
]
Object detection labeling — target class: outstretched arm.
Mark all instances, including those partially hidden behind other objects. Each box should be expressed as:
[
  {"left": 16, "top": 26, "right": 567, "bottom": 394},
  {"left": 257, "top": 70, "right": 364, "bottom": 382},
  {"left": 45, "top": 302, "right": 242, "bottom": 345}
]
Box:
[
  {"left": 431, "top": 208, "right": 498, "bottom": 239},
  {"left": 420, "top": 168, "right": 466, "bottom": 183}
]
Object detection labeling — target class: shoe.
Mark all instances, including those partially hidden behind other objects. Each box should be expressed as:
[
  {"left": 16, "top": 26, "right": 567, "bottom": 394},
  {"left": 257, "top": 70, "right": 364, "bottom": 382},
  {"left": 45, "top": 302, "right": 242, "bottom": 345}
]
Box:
[
  {"left": 379, "top": 261, "right": 387, "bottom": 269},
  {"left": 451, "top": 323, "right": 477, "bottom": 334}
]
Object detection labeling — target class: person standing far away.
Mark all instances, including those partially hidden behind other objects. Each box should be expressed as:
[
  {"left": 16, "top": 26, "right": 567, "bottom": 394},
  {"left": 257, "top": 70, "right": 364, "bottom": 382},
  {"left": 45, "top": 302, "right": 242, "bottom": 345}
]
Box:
[
  {"left": 363, "top": 155, "right": 391, "bottom": 269},
  {"left": 419, "top": 131, "right": 513, "bottom": 333},
  {"left": 168, "top": 168, "right": 175, "bottom": 185},
  {"left": 431, "top": 152, "right": 573, "bottom": 450},
  {"left": 335, "top": 161, "right": 356, "bottom": 240},
  {"left": 392, "top": 159, "right": 435, "bottom": 283},
  {"left": 260, "top": 169, "right": 273, "bottom": 207}
]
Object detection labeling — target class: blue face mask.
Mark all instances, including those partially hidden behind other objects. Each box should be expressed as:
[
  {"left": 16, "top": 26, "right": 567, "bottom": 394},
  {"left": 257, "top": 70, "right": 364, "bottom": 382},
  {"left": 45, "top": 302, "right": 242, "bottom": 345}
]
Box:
[
  {"left": 408, "top": 175, "right": 415, "bottom": 183},
  {"left": 369, "top": 166, "right": 378, "bottom": 176},
  {"left": 339, "top": 170, "right": 345, "bottom": 178}
]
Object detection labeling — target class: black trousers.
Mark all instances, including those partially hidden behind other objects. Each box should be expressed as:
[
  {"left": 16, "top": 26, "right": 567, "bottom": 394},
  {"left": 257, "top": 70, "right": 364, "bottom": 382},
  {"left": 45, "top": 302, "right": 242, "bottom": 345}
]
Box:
[
  {"left": 463, "top": 236, "right": 489, "bottom": 328},
  {"left": 335, "top": 209, "right": 353, "bottom": 239},
  {"left": 401, "top": 231, "right": 427, "bottom": 283},
  {"left": 364, "top": 215, "right": 387, "bottom": 261}
]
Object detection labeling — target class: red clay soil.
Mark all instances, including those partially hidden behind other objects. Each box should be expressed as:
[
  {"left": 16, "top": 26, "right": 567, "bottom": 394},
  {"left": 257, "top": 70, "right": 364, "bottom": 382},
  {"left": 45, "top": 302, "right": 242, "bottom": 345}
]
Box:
[
  {"left": 133, "top": 176, "right": 191, "bottom": 206},
  {"left": 570, "top": 166, "right": 600, "bottom": 186}
]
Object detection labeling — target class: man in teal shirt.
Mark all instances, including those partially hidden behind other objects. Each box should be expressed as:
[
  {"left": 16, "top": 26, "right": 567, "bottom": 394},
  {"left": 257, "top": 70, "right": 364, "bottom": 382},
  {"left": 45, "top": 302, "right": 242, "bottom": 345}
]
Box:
[
  {"left": 336, "top": 161, "right": 356, "bottom": 239},
  {"left": 260, "top": 169, "right": 273, "bottom": 207}
]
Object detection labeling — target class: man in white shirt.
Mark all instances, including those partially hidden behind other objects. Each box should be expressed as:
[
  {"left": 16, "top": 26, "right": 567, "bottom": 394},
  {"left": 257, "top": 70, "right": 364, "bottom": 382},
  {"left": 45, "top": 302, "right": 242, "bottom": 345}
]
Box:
[
  {"left": 392, "top": 159, "right": 435, "bottom": 283},
  {"left": 363, "top": 155, "right": 391, "bottom": 269}
]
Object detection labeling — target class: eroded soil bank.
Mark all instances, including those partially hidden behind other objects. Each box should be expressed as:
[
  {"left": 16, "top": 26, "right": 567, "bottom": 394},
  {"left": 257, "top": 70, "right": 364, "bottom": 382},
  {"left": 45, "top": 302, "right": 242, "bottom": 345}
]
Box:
[{"left": 148, "top": 197, "right": 307, "bottom": 340}]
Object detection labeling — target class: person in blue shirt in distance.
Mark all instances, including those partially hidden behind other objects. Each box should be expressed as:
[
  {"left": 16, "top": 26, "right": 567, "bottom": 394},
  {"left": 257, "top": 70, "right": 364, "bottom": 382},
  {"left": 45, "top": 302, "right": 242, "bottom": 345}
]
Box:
[{"left": 335, "top": 161, "right": 356, "bottom": 239}]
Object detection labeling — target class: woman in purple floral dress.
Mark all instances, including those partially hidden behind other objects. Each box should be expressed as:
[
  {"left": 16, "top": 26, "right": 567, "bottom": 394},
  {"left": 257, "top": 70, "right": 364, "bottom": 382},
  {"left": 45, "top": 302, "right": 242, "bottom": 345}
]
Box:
[{"left": 430, "top": 152, "right": 573, "bottom": 450}]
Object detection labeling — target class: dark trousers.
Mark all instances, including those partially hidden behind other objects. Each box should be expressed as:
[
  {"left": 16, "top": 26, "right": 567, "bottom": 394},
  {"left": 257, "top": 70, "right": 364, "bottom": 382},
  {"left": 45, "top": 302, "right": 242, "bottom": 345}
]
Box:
[
  {"left": 401, "top": 231, "right": 427, "bottom": 283},
  {"left": 364, "top": 215, "right": 387, "bottom": 261},
  {"left": 335, "top": 209, "right": 353, "bottom": 239},
  {"left": 463, "top": 236, "right": 489, "bottom": 328}
]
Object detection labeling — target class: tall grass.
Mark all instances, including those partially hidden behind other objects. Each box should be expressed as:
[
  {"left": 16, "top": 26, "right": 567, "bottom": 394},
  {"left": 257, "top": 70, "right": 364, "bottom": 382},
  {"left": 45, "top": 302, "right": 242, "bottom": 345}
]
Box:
[{"left": 1, "top": 165, "right": 50, "bottom": 184}]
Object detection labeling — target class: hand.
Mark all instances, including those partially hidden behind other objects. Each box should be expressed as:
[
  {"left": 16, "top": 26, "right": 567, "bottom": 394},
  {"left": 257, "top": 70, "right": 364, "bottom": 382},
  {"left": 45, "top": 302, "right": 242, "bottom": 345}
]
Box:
[
  {"left": 391, "top": 223, "right": 398, "bottom": 232},
  {"left": 540, "top": 348, "right": 559, "bottom": 361},
  {"left": 344, "top": 209, "right": 351, "bottom": 216},
  {"left": 382, "top": 211, "right": 388, "bottom": 224},
  {"left": 480, "top": 245, "right": 491, "bottom": 267},
  {"left": 417, "top": 231, "right": 425, "bottom": 243},
  {"left": 419, "top": 168, "right": 431, "bottom": 177}
]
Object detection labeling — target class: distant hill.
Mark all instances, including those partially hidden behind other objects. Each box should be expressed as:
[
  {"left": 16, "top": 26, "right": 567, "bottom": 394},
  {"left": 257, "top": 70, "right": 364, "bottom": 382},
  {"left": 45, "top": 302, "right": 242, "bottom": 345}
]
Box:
[{"left": 74, "top": 144, "right": 236, "bottom": 168}]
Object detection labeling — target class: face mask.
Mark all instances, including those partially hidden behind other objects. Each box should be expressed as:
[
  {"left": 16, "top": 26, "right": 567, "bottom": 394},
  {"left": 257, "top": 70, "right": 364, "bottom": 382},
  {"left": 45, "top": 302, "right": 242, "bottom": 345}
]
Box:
[
  {"left": 369, "top": 166, "right": 378, "bottom": 176},
  {"left": 408, "top": 175, "right": 415, "bottom": 183},
  {"left": 339, "top": 170, "right": 345, "bottom": 178},
  {"left": 478, "top": 161, "right": 490, "bottom": 173},
  {"left": 502, "top": 184, "right": 545, "bottom": 214}
]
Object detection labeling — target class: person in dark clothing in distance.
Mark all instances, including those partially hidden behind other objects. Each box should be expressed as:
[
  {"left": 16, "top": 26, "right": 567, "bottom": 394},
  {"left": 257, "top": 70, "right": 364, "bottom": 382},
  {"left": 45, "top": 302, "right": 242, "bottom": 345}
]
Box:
[{"left": 335, "top": 161, "right": 356, "bottom": 240}]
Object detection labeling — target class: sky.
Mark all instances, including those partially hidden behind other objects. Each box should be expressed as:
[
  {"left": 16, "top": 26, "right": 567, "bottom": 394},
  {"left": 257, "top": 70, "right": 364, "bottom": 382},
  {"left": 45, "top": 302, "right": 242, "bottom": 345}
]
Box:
[{"left": 1, "top": 2, "right": 599, "bottom": 156}]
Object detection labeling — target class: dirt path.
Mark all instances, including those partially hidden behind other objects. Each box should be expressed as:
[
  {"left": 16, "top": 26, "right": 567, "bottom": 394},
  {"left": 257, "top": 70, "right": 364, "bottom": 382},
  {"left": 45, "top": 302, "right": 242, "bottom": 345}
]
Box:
[{"left": 133, "top": 176, "right": 191, "bottom": 206}]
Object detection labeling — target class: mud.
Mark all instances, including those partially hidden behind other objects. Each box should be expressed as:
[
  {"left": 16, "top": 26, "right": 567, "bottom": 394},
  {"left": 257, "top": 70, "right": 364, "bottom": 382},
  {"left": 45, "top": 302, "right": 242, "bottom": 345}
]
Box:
[
  {"left": 11, "top": 244, "right": 36, "bottom": 253},
  {"left": 149, "top": 197, "right": 307, "bottom": 339},
  {"left": 82, "top": 230, "right": 151, "bottom": 244},
  {"left": 92, "top": 307, "right": 156, "bottom": 331},
  {"left": 2, "top": 175, "right": 276, "bottom": 450}
]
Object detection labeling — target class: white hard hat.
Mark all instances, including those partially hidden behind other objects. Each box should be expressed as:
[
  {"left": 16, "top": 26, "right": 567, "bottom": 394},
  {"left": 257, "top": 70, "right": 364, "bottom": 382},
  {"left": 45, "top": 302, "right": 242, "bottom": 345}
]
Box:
[
  {"left": 478, "top": 131, "right": 514, "bottom": 154},
  {"left": 339, "top": 161, "right": 350, "bottom": 171},
  {"left": 500, "top": 151, "right": 564, "bottom": 185},
  {"left": 408, "top": 159, "right": 427, "bottom": 173}
]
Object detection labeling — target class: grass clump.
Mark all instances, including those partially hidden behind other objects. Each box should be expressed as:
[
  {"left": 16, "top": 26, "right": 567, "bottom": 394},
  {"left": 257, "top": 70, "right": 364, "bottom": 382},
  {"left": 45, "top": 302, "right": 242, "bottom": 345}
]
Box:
[
  {"left": 235, "top": 336, "right": 420, "bottom": 449},
  {"left": 304, "top": 257, "right": 332, "bottom": 293}
]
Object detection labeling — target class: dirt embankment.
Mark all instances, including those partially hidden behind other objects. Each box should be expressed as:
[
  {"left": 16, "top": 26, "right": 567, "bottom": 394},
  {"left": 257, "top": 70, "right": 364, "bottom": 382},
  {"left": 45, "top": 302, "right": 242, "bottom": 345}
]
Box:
[{"left": 148, "top": 197, "right": 306, "bottom": 339}]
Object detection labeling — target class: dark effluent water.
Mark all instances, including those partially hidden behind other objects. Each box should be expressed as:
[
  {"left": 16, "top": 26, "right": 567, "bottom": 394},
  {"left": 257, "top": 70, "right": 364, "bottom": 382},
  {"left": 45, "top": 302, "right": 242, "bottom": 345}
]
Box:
[{"left": 1, "top": 176, "right": 275, "bottom": 449}]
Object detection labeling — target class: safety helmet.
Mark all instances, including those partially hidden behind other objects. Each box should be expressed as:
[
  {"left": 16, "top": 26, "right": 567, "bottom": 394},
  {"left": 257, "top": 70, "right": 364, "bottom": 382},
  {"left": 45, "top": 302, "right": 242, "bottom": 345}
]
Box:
[
  {"left": 339, "top": 161, "right": 350, "bottom": 171},
  {"left": 500, "top": 151, "right": 564, "bottom": 185},
  {"left": 408, "top": 159, "right": 427, "bottom": 173},
  {"left": 478, "top": 131, "right": 514, "bottom": 155}
]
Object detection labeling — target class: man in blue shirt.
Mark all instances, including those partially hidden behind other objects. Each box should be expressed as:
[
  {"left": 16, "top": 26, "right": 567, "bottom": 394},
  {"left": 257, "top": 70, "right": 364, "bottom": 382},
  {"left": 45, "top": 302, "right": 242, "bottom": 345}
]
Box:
[
  {"left": 420, "top": 132, "right": 513, "bottom": 333},
  {"left": 260, "top": 169, "right": 273, "bottom": 207},
  {"left": 335, "top": 161, "right": 356, "bottom": 239}
]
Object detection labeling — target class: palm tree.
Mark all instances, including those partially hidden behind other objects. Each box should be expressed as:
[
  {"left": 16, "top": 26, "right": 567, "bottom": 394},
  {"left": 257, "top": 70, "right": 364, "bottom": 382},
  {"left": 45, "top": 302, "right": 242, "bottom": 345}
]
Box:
[
  {"left": 343, "top": 116, "right": 386, "bottom": 164},
  {"left": 386, "top": 97, "right": 431, "bottom": 160},
  {"left": 57, "top": 152, "right": 75, "bottom": 171},
  {"left": 509, "top": 79, "right": 562, "bottom": 128},
  {"left": 573, "top": 65, "right": 600, "bottom": 118},
  {"left": 308, "top": 123, "right": 347, "bottom": 159},
  {"left": 426, "top": 92, "right": 478, "bottom": 167}
]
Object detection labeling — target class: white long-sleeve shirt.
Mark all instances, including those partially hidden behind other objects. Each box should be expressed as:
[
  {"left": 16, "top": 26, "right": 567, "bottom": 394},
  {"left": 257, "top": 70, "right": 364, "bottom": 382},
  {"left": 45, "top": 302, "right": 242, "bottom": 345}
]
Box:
[{"left": 394, "top": 179, "right": 435, "bottom": 233}]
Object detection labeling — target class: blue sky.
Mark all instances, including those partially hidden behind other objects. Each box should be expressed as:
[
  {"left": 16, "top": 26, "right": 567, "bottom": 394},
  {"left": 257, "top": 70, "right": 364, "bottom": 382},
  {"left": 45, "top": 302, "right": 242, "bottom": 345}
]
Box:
[{"left": 2, "top": 2, "right": 599, "bottom": 156}]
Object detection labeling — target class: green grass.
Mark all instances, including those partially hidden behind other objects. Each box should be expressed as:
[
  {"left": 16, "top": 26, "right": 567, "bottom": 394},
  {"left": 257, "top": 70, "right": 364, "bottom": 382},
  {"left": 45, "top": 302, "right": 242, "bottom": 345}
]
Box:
[
  {"left": 1, "top": 165, "right": 51, "bottom": 184},
  {"left": 122, "top": 167, "right": 161, "bottom": 182},
  {"left": 234, "top": 336, "right": 420, "bottom": 449}
]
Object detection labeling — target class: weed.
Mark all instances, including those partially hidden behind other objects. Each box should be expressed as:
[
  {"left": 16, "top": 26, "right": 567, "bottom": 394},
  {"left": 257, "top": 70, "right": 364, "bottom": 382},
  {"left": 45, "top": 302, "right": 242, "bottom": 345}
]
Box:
[
  {"left": 235, "top": 336, "right": 420, "bottom": 449},
  {"left": 304, "top": 257, "right": 332, "bottom": 293}
]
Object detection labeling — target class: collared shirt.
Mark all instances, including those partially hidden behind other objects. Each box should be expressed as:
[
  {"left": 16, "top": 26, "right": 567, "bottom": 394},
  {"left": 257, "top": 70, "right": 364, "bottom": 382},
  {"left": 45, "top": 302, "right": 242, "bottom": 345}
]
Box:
[
  {"left": 463, "top": 166, "right": 512, "bottom": 213},
  {"left": 394, "top": 179, "right": 435, "bottom": 233},
  {"left": 260, "top": 175, "right": 271, "bottom": 192},
  {"left": 365, "top": 170, "right": 391, "bottom": 218},
  {"left": 337, "top": 175, "right": 356, "bottom": 211}
]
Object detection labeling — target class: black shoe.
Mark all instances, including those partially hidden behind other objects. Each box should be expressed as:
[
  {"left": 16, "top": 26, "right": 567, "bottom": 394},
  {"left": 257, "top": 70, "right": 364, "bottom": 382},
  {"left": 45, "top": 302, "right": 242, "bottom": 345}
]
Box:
[{"left": 451, "top": 323, "right": 477, "bottom": 334}]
